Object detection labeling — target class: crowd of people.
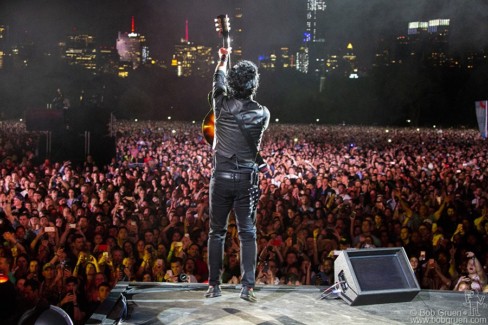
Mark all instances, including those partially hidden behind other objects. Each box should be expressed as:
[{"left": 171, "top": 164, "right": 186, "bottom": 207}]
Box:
[{"left": 0, "top": 119, "right": 487, "bottom": 323}]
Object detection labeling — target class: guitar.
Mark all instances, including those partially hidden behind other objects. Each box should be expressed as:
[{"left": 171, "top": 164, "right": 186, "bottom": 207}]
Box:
[{"left": 202, "top": 14, "right": 231, "bottom": 145}]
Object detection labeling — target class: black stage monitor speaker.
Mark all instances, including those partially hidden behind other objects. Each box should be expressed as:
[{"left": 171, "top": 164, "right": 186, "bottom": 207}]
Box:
[{"left": 334, "top": 247, "right": 420, "bottom": 306}]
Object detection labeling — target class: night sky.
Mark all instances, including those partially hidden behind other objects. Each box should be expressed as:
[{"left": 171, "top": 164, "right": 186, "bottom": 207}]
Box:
[{"left": 1, "top": 0, "right": 488, "bottom": 64}]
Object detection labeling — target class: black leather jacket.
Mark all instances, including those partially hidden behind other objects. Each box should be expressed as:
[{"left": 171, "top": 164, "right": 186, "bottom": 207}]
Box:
[{"left": 212, "top": 70, "right": 270, "bottom": 169}]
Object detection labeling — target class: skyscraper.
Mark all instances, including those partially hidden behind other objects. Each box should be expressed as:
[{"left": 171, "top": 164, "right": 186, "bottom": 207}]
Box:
[
  {"left": 0, "top": 25, "right": 6, "bottom": 42},
  {"left": 343, "top": 43, "right": 358, "bottom": 78},
  {"left": 405, "top": 19, "right": 451, "bottom": 67},
  {"left": 306, "top": 0, "right": 327, "bottom": 43},
  {"left": 60, "top": 34, "right": 97, "bottom": 70},
  {"left": 97, "top": 46, "right": 119, "bottom": 75},
  {"left": 301, "top": 0, "right": 326, "bottom": 75},
  {"left": 0, "top": 25, "right": 6, "bottom": 70},
  {"left": 407, "top": 21, "right": 429, "bottom": 36},
  {"left": 231, "top": 3, "right": 244, "bottom": 62},
  {"left": 171, "top": 19, "right": 213, "bottom": 77},
  {"left": 172, "top": 42, "right": 213, "bottom": 77},
  {"left": 296, "top": 46, "right": 309, "bottom": 74},
  {"left": 426, "top": 19, "right": 450, "bottom": 67},
  {"left": 116, "top": 17, "right": 146, "bottom": 70}
]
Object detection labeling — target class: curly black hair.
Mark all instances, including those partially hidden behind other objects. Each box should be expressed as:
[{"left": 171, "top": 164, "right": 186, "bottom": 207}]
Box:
[{"left": 227, "top": 60, "right": 260, "bottom": 99}]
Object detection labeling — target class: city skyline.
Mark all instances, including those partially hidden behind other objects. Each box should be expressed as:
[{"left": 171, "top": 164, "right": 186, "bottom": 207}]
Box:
[
  {"left": 1, "top": 0, "right": 488, "bottom": 65},
  {"left": 0, "top": 0, "right": 487, "bottom": 127}
]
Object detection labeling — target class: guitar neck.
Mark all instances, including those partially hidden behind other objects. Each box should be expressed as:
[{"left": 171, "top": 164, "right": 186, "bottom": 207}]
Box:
[
  {"left": 217, "top": 14, "right": 231, "bottom": 69},
  {"left": 223, "top": 36, "right": 231, "bottom": 68}
]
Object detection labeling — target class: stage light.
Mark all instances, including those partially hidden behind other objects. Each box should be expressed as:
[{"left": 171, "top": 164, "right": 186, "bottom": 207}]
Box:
[
  {"left": 134, "top": 119, "right": 138, "bottom": 122},
  {"left": 168, "top": 116, "right": 172, "bottom": 120},
  {"left": 275, "top": 118, "right": 279, "bottom": 123},
  {"left": 0, "top": 274, "right": 16, "bottom": 321}
]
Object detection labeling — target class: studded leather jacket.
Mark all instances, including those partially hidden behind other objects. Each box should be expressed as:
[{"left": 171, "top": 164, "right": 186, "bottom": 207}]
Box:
[{"left": 212, "top": 70, "right": 270, "bottom": 170}]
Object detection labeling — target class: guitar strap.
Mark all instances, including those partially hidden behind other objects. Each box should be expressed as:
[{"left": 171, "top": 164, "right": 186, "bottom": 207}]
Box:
[{"left": 227, "top": 99, "right": 262, "bottom": 209}]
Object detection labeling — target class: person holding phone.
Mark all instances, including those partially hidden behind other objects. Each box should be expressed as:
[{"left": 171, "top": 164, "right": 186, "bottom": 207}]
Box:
[
  {"left": 58, "top": 276, "right": 87, "bottom": 324},
  {"left": 164, "top": 257, "right": 191, "bottom": 283},
  {"left": 421, "top": 257, "right": 452, "bottom": 290}
]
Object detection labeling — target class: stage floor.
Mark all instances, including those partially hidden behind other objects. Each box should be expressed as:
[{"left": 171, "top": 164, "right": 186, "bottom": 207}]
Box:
[{"left": 89, "top": 283, "right": 488, "bottom": 325}]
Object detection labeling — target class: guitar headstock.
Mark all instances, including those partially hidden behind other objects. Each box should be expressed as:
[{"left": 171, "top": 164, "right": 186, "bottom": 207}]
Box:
[{"left": 215, "top": 14, "right": 231, "bottom": 38}]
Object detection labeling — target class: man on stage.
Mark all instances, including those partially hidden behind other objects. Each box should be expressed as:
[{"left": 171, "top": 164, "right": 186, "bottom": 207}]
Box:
[{"left": 205, "top": 47, "right": 270, "bottom": 302}]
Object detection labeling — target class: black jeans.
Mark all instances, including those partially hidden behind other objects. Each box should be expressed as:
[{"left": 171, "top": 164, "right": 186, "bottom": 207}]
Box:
[{"left": 207, "top": 171, "right": 258, "bottom": 288}]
